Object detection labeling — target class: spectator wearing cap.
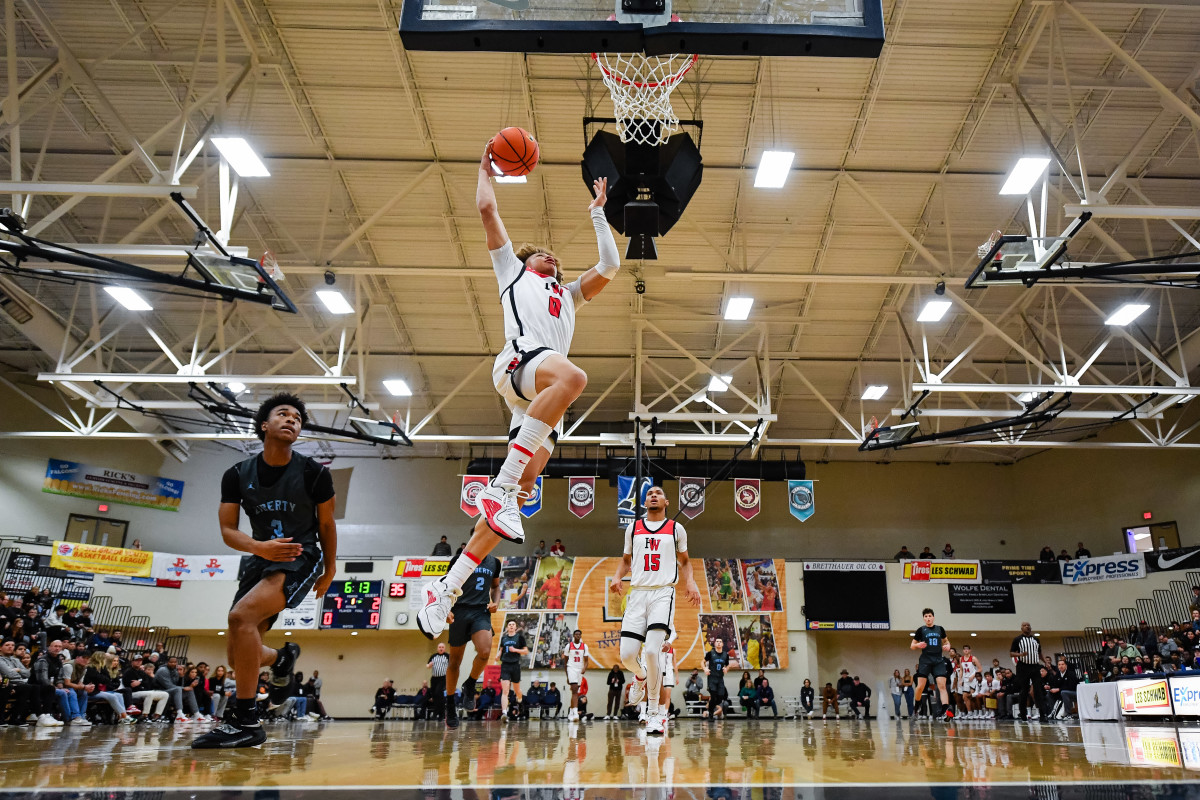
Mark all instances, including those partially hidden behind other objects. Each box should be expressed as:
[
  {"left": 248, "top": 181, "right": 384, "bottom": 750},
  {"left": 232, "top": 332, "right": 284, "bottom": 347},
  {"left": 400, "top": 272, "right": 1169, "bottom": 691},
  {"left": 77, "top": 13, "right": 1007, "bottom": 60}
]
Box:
[
  {"left": 836, "top": 669, "right": 855, "bottom": 711},
  {"left": 1075, "top": 542, "right": 1091, "bottom": 559},
  {"left": 123, "top": 654, "right": 169, "bottom": 721},
  {"left": 894, "top": 546, "right": 913, "bottom": 560}
]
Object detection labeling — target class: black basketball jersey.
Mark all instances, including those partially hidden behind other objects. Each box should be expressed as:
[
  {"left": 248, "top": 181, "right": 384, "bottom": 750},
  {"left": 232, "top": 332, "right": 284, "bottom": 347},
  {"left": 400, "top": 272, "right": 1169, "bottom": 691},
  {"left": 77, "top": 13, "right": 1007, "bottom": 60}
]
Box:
[
  {"left": 234, "top": 454, "right": 323, "bottom": 547},
  {"left": 914, "top": 624, "right": 948, "bottom": 660},
  {"left": 705, "top": 648, "right": 730, "bottom": 676},
  {"left": 453, "top": 554, "right": 501, "bottom": 608},
  {"left": 498, "top": 632, "right": 526, "bottom": 664}
]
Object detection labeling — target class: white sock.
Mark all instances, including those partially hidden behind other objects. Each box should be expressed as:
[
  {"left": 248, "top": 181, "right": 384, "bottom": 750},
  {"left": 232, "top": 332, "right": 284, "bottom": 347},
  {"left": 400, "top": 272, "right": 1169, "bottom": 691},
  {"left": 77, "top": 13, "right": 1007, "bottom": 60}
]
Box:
[
  {"left": 497, "top": 418, "right": 553, "bottom": 485},
  {"left": 441, "top": 550, "right": 480, "bottom": 591}
]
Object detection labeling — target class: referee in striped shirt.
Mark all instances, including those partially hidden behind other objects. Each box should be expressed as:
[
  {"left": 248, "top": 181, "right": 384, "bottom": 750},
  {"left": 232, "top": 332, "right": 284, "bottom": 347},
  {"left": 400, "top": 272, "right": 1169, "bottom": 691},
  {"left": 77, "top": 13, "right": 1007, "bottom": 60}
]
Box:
[
  {"left": 427, "top": 643, "right": 450, "bottom": 720},
  {"left": 1009, "top": 621, "right": 1043, "bottom": 721}
]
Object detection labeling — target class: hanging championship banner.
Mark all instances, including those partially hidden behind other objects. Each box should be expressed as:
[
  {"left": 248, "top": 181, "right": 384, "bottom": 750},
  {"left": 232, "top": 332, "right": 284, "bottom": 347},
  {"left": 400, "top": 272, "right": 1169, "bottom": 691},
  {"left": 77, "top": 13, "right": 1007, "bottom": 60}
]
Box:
[
  {"left": 520, "top": 476, "right": 543, "bottom": 518},
  {"left": 617, "top": 475, "right": 655, "bottom": 527},
  {"left": 679, "top": 477, "right": 706, "bottom": 520},
  {"left": 734, "top": 479, "right": 761, "bottom": 522},
  {"left": 787, "top": 480, "right": 815, "bottom": 522},
  {"left": 460, "top": 475, "right": 489, "bottom": 516},
  {"left": 567, "top": 477, "right": 595, "bottom": 519}
]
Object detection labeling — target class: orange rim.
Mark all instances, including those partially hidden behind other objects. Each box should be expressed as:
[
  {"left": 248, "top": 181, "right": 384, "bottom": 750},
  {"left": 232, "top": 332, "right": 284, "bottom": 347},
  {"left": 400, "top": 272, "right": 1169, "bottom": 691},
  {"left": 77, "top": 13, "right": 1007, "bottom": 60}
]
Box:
[{"left": 590, "top": 52, "right": 698, "bottom": 89}]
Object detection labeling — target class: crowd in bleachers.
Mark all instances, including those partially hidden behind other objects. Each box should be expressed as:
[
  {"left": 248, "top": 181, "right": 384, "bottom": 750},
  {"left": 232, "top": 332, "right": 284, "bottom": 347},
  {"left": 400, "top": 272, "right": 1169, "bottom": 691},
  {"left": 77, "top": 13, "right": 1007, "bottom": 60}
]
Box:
[
  {"left": 0, "top": 587, "right": 329, "bottom": 729},
  {"left": 1092, "top": 588, "right": 1200, "bottom": 680}
]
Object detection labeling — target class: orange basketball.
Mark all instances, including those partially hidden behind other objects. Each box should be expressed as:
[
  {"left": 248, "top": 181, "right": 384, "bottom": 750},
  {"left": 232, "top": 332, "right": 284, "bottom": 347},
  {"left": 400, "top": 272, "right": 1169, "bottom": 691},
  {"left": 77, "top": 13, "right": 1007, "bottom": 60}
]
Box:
[{"left": 490, "top": 127, "right": 539, "bottom": 177}]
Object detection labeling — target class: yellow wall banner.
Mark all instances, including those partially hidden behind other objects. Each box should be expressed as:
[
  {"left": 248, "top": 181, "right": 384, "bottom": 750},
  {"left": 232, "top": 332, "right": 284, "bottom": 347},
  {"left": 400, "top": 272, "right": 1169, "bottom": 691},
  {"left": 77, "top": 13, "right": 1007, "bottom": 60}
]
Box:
[
  {"left": 901, "top": 560, "right": 981, "bottom": 584},
  {"left": 50, "top": 541, "right": 154, "bottom": 577}
]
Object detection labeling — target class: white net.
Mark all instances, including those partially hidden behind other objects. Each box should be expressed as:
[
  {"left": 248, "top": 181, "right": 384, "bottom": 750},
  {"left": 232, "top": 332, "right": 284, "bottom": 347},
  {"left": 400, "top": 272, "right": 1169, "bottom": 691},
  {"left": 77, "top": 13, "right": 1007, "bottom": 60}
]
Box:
[{"left": 592, "top": 52, "right": 698, "bottom": 146}]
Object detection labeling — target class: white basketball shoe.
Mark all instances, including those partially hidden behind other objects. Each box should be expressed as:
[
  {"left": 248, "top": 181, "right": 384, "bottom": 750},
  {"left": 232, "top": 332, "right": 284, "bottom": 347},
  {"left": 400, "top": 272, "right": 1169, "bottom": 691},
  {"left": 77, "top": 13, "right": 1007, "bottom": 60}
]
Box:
[
  {"left": 475, "top": 481, "right": 525, "bottom": 543},
  {"left": 416, "top": 579, "right": 461, "bottom": 639}
]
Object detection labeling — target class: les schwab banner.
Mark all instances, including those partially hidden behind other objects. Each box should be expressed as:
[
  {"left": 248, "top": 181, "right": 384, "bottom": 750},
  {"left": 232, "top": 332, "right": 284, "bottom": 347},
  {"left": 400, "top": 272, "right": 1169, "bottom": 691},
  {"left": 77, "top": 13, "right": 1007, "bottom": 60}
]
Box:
[
  {"left": 901, "top": 560, "right": 981, "bottom": 584},
  {"left": 1119, "top": 677, "right": 1173, "bottom": 716},
  {"left": 50, "top": 541, "right": 153, "bottom": 577},
  {"left": 393, "top": 558, "right": 450, "bottom": 578}
]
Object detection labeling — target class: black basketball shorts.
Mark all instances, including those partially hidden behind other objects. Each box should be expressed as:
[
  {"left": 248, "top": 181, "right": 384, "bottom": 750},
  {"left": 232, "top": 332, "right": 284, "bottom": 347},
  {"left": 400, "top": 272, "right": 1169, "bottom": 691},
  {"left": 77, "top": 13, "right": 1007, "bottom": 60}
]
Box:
[
  {"left": 448, "top": 606, "right": 493, "bottom": 648},
  {"left": 232, "top": 545, "right": 323, "bottom": 630}
]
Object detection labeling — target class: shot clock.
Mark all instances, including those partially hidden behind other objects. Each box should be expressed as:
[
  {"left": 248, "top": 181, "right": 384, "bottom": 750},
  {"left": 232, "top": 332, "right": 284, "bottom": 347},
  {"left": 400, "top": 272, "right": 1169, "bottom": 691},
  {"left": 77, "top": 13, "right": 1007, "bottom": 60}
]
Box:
[{"left": 320, "top": 580, "right": 383, "bottom": 630}]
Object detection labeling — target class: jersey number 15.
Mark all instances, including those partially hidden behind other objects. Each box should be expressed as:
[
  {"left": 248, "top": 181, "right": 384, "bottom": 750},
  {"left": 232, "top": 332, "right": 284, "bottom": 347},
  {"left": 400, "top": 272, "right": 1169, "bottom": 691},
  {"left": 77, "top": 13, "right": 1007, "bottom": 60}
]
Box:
[{"left": 643, "top": 553, "right": 661, "bottom": 572}]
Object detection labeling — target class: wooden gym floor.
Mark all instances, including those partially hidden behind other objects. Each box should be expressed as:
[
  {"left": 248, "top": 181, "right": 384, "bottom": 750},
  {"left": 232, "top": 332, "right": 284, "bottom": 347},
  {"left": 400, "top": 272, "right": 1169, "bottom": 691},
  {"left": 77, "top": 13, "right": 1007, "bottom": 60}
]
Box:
[{"left": 0, "top": 717, "right": 1197, "bottom": 795}]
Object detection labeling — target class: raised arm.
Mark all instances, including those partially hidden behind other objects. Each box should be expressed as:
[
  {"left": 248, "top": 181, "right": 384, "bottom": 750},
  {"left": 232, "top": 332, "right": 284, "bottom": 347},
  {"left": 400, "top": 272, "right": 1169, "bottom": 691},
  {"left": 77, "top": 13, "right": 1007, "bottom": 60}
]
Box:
[
  {"left": 477, "top": 141, "right": 510, "bottom": 251},
  {"left": 577, "top": 178, "right": 620, "bottom": 301}
]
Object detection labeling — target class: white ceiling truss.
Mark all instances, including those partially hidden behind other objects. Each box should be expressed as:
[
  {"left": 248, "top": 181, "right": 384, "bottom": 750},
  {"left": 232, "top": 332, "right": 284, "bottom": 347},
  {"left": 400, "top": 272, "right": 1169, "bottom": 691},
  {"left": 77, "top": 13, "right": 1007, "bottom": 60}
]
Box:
[{"left": 0, "top": 0, "right": 1197, "bottom": 464}]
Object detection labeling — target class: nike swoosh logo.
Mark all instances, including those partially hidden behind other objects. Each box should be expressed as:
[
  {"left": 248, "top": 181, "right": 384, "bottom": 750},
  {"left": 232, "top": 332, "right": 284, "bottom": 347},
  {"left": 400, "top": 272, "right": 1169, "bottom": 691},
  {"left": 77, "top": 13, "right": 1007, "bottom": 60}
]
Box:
[
  {"left": 1154, "top": 551, "right": 1195, "bottom": 570},
  {"left": 482, "top": 499, "right": 502, "bottom": 518}
]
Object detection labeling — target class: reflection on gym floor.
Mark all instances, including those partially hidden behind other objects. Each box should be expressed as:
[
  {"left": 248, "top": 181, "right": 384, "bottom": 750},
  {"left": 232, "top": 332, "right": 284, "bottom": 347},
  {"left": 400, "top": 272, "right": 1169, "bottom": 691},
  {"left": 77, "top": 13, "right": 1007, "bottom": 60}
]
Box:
[{"left": 1, "top": 717, "right": 1198, "bottom": 790}]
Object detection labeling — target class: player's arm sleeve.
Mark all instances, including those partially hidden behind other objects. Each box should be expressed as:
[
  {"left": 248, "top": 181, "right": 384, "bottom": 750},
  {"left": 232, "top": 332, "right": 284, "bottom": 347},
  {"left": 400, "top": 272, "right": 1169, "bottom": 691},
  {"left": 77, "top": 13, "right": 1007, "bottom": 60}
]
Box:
[
  {"left": 490, "top": 241, "right": 523, "bottom": 291},
  {"left": 220, "top": 467, "right": 241, "bottom": 504},
  {"left": 567, "top": 277, "right": 588, "bottom": 310},
  {"left": 310, "top": 464, "right": 335, "bottom": 504},
  {"left": 623, "top": 523, "right": 634, "bottom": 555}
]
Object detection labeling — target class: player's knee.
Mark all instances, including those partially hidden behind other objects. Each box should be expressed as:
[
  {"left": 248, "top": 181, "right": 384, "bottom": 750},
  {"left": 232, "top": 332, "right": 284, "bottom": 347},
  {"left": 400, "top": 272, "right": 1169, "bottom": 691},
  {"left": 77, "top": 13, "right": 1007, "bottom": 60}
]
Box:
[
  {"left": 228, "top": 605, "right": 254, "bottom": 630},
  {"left": 558, "top": 363, "right": 587, "bottom": 397}
]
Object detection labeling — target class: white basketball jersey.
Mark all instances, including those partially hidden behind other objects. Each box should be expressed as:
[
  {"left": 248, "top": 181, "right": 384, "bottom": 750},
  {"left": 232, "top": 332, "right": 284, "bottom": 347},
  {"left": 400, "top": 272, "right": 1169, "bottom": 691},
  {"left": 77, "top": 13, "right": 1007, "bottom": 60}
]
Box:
[
  {"left": 624, "top": 518, "right": 688, "bottom": 589},
  {"left": 961, "top": 656, "right": 978, "bottom": 683},
  {"left": 566, "top": 641, "right": 589, "bottom": 670},
  {"left": 491, "top": 242, "right": 586, "bottom": 357}
]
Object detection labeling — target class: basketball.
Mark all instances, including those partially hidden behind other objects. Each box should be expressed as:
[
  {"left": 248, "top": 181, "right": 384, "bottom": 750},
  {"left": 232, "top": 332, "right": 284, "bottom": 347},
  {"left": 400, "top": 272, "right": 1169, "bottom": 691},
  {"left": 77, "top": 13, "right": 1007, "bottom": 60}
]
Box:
[{"left": 490, "top": 127, "right": 539, "bottom": 177}]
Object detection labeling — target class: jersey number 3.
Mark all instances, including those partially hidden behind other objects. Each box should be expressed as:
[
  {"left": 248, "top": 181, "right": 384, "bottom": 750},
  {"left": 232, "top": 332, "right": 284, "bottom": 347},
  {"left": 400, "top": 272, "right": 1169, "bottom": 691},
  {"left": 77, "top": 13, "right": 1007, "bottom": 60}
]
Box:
[{"left": 643, "top": 553, "right": 661, "bottom": 572}]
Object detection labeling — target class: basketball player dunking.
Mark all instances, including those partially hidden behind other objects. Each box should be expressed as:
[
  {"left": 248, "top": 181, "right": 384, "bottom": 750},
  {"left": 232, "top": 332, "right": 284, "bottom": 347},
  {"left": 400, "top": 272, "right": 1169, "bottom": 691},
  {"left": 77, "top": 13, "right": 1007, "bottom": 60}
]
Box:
[
  {"left": 564, "top": 629, "right": 589, "bottom": 722},
  {"left": 192, "top": 394, "right": 337, "bottom": 748},
  {"left": 418, "top": 142, "right": 620, "bottom": 638},
  {"left": 442, "top": 548, "right": 501, "bottom": 728},
  {"left": 609, "top": 486, "right": 702, "bottom": 736}
]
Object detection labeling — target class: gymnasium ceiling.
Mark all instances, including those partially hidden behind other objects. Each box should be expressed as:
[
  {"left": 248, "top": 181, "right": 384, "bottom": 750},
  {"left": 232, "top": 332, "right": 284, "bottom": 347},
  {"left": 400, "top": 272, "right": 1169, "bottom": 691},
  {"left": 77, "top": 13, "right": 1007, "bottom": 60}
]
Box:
[{"left": 1, "top": 0, "right": 1200, "bottom": 463}]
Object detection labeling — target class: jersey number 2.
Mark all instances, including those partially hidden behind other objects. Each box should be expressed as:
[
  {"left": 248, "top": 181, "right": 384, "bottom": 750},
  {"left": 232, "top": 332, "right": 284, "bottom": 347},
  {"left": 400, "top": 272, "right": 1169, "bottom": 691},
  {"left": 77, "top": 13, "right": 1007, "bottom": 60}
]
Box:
[
  {"left": 475, "top": 575, "right": 486, "bottom": 591},
  {"left": 643, "top": 553, "right": 661, "bottom": 572}
]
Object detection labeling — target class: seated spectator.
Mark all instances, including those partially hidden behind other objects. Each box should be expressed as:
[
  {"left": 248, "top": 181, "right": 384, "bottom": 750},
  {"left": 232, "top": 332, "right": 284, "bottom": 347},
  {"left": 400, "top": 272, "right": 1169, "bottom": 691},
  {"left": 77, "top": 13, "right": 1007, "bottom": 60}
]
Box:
[
  {"left": 1038, "top": 546, "right": 1056, "bottom": 562},
  {"left": 894, "top": 546, "right": 914, "bottom": 560},
  {"left": 0, "top": 638, "right": 60, "bottom": 727},
  {"left": 131, "top": 539, "right": 143, "bottom": 549},
  {"left": 374, "top": 680, "right": 395, "bottom": 719},
  {"left": 738, "top": 682, "right": 758, "bottom": 718},
  {"left": 1050, "top": 658, "right": 1078, "bottom": 718},
  {"left": 919, "top": 547, "right": 935, "bottom": 559},
  {"left": 1189, "top": 586, "right": 1200, "bottom": 615},
  {"left": 836, "top": 669, "right": 854, "bottom": 707},
  {"left": 850, "top": 676, "right": 872, "bottom": 719},
  {"left": 472, "top": 685, "right": 497, "bottom": 720},
  {"left": 1057, "top": 549, "right": 1071, "bottom": 562},
  {"left": 1075, "top": 542, "right": 1091, "bottom": 558},
  {"left": 758, "top": 678, "right": 779, "bottom": 717},
  {"left": 413, "top": 681, "right": 431, "bottom": 719},
  {"left": 941, "top": 543, "right": 955, "bottom": 559},
  {"left": 1191, "top": 609, "right": 1200, "bottom": 632},
  {"left": 532, "top": 540, "right": 547, "bottom": 558},
  {"left": 124, "top": 654, "right": 168, "bottom": 721},
  {"left": 550, "top": 539, "right": 566, "bottom": 558},
  {"left": 526, "top": 680, "right": 546, "bottom": 717},
  {"left": 1135, "top": 621, "right": 1157, "bottom": 653},
  {"left": 84, "top": 651, "right": 134, "bottom": 724},
  {"left": 997, "top": 669, "right": 1017, "bottom": 719},
  {"left": 977, "top": 670, "right": 1000, "bottom": 719},
  {"left": 155, "top": 655, "right": 197, "bottom": 722},
  {"left": 1117, "top": 638, "right": 1141, "bottom": 659},
  {"left": 302, "top": 673, "right": 329, "bottom": 719},
  {"left": 431, "top": 536, "right": 451, "bottom": 557},
  {"left": 800, "top": 678, "right": 815, "bottom": 717},
  {"left": 683, "top": 669, "right": 703, "bottom": 703},
  {"left": 820, "top": 682, "right": 839, "bottom": 718},
  {"left": 545, "top": 682, "right": 563, "bottom": 718},
  {"left": 1158, "top": 634, "right": 1179, "bottom": 658}
]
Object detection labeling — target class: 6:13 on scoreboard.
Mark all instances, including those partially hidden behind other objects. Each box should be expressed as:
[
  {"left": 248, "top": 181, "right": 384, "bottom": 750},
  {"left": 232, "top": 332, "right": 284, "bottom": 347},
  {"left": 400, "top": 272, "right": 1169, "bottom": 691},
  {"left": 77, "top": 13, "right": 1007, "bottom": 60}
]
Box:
[{"left": 319, "top": 580, "right": 383, "bottom": 630}]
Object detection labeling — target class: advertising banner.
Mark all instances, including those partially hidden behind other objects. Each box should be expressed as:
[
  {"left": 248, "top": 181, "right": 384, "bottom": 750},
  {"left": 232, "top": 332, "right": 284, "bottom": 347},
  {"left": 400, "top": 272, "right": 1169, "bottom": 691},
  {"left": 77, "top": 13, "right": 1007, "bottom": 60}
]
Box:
[
  {"left": 567, "top": 477, "right": 595, "bottom": 519},
  {"left": 901, "top": 560, "right": 981, "bottom": 584},
  {"left": 1061, "top": 553, "right": 1146, "bottom": 585},
  {"left": 1119, "top": 676, "right": 1173, "bottom": 716},
  {"left": 733, "top": 478, "right": 761, "bottom": 522},
  {"left": 1169, "top": 673, "right": 1200, "bottom": 716},
  {"left": 787, "top": 480, "right": 815, "bottom": 522},
  {"left": 806, "top": 621, "right": 890, "bottom": 630},
  {"left": 50, "top": 541, "right": 153, "bottom": 577},
  {"left": 804, "top": 561, "right": 886, "bottom": 571},
  {"left": 948, "top": 582, "right": 1015, "bottom": 614},
  {"left": 393, "top": 557, "right": 450, "bottom": 579},
  {"left": 981, "top": 560, "right": 1063, "bottom": 585},
  {"left": 278, "top": 592, "right": 320, "bottom": 630},
  {"left": 460, "top": 475, "right": 489, "bottom": 517},
  {"left": 43, "top": 458, "right": 183, "bottom": 511},
  {"left": 519, "top": 476, "right": 542, "bottom": 518},
  {"left": 1126, "top": 727, "right": 1182, "bottom": 767},
  {"left": 1180, "top": 728, "right": 1200, "bottom": 770},
  {"left": 617, "top": 476, "right": 654, "bottom": 527},
  {"left": 1145, "top": 546, "right": 1200, "bottom": 574},
  {"left": 150, "top": 553, "right": 242, "bottom": 581},
  {"left": 678, "top": 477, "right": 706, "bottom": 520}
]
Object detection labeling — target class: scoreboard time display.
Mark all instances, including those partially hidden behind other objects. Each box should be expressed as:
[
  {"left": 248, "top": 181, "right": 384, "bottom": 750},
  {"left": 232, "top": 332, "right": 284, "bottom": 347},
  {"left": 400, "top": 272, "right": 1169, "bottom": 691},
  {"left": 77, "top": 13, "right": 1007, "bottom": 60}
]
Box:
[{"left": 320, "top": 580, "right": 383, "bottom": 630}]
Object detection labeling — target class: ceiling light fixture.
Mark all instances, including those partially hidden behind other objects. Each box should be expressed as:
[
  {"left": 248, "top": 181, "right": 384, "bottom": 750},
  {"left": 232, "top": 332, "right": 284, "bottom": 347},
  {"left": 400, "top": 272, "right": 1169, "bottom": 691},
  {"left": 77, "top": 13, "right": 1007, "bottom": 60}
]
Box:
[
  {"left": 210, "top": 137, "right": 271, "bottom": 178},
  {"left": 383, "top": 379, "right": 412, "bottom": 397},
  {"left": 862, "top": 385, "right": 888, "bottom": 401},
  {"left": 226, "top": 381, "right": 247, "bottom": 394},
  {"left": 104, "top": 286, "right": 153, "bottom": 311},
  {"left": 917, "top": 300, "right": 952, "bottom": 322},
  {"left": 1105, "top": 303, "right": 1149, "bottom": 326},
  {"left": 707, "top": 375, "right": 732, "bottom": 393},
  {"left": 724, "top": 297, "right": 754, "bottom": 320},
  {"left": 754, "top": 150, "right": 795, "bottom": 188},
  {"left": 494, "top": 175, "right": 527, "bottom": 184},
  {"left": 316, "top": 290, "right": 354, "bottom": 315},
  {"left": 999, "top": 157, "right": 1051, "bottom": 195}
]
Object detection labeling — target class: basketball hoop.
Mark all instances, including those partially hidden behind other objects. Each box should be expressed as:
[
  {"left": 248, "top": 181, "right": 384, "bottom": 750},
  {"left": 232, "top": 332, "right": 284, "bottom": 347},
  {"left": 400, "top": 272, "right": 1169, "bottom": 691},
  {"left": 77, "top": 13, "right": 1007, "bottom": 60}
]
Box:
[
  {"left": 592, "top": 51, "right": 698, "bottom": 146},
  {"left": 258, "top": 250, "right": 284, "bottom": 283},
  {"left": 977, "top": 230, "right": 1003, "bottom": 260}
]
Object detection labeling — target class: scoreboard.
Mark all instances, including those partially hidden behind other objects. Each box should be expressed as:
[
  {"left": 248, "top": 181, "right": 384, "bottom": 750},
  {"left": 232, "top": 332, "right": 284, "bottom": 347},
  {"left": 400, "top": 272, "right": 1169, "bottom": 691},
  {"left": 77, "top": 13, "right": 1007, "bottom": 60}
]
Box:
[{"left": 320, "top": 580, "right": 383, "bottom": 630}]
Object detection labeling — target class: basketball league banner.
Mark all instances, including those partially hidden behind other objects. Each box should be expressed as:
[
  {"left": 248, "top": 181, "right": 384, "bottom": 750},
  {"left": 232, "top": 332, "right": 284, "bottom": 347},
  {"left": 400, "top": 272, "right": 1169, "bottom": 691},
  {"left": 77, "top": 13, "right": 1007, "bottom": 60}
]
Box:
[
  {"left": 678, "top": 477, "right": 706, "bottom": 520},
  {"left": 567, "top": 477, "right": 595, "bottom": 519},
  {"left": 787, "top": 479, "right": 815, "bottom": 522},
  {"left": 733, "top": 478, "right": 761, "bottom": 521},
  {"left": 50, "top": 541, "right": 153, "bottom": 578},
  {"left": 460, "top": 475, "right": 489, "bottom": 516},
  {"left": 901, "top": 560, "right": 981, "bottom": 584},
  {"left": 519, "top": 476, "right": 543, "bottom": 517},
  {"left": 150, "top": 553, "right": 241, "bottom": 581},
  {"left": 43, "top": 458, "right": 184, "bottom": 512}
]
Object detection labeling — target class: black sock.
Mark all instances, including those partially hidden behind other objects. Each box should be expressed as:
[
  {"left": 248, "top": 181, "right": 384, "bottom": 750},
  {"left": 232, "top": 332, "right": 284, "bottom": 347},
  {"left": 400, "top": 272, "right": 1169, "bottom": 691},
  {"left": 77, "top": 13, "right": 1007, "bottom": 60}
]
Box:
[{"left": 235, "top": 698, "right": 259, "bottom": 727}]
